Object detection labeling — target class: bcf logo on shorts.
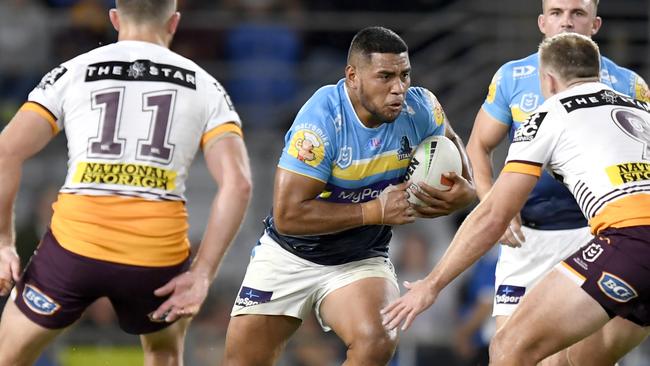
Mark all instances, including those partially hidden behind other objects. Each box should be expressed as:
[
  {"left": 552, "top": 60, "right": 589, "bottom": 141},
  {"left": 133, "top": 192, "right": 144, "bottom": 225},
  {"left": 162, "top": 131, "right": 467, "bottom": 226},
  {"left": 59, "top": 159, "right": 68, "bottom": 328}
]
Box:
[
  {"left": 598, "top": 272, "right": 638, "bottom": 303},
  {"left": 22, "top": 284, "right": 60, "bottom": 315}
]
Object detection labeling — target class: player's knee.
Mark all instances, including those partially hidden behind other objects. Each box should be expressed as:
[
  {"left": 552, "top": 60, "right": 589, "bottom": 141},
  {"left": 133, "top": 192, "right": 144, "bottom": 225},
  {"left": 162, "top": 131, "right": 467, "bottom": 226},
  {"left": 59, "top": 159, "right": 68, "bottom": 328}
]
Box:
[
  {"left": 490, "top": 327, "right": 539, "bottom": 365},
  {"left": 347, "top": 326, "right": 398, "bottom": 364}
]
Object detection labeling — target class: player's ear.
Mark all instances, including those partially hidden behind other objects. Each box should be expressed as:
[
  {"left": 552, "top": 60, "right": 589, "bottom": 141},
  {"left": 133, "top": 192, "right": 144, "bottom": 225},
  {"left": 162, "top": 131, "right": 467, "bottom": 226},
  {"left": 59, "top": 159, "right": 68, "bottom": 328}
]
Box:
[
  {"left": 537, "top": 14, "right": 546, "bottom": 34},
  {"left": 345, "top": 65, "right": 358, "bottom": 89},
  {"left": 591, "top": 16, "right": 602, "bottom": 36},
  {"left": 109, "top": 9, "right": 120, "bottom": 32},
  {"left": 167, "top": 12, "right": 181, "bottom": 35}
]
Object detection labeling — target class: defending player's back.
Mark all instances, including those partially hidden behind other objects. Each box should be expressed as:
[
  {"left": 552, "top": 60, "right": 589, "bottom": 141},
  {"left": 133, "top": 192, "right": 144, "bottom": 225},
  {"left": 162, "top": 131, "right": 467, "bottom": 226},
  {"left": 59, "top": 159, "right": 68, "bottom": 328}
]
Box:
[{"left": 26, "top": 40, "right": 241, "bottom": 266}]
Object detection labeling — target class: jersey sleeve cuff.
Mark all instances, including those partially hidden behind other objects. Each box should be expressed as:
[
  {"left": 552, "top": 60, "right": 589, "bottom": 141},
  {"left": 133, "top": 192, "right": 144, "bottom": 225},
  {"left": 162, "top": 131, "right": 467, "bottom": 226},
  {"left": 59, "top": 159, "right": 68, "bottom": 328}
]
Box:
[
  {"left": 201, "top": 122, "right": 242, "bottom": 149},
  {"left": 502, "top": 161, "right": 542, "bottom": 177},
  {"left": 20, "top": 102, "right": 59, "bottom": 134}
]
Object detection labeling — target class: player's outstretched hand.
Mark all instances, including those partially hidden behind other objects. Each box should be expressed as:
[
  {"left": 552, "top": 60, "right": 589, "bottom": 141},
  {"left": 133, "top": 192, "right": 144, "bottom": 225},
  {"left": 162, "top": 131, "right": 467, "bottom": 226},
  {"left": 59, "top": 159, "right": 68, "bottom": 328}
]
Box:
[
  {"left": 381, "top": 279, "right": 438, "bottom": 331},
  {"left": 410, "top": 172, "right": 476, "bottom": 218},
  {"left": 0, "top": 246, "right": 20, "bottom": 296},
  {"left": 499, "top": 214, "right": 525, "bottom": 248},
  {"left": 380, "top": 181, "right": 416, "bottom": 226},
  {"left": 150, "top": 270, "right": 210, "bottom": 323}
]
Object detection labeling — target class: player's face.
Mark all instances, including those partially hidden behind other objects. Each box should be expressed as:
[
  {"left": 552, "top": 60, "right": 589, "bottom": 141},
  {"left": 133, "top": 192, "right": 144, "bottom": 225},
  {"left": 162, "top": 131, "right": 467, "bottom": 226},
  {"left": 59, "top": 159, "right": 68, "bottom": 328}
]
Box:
[
  {"left": 348, "top": 52, "right": 411, "bottom": 127},
  {"left": 538, "top": 0, "right": 601, "bottom": 38}
]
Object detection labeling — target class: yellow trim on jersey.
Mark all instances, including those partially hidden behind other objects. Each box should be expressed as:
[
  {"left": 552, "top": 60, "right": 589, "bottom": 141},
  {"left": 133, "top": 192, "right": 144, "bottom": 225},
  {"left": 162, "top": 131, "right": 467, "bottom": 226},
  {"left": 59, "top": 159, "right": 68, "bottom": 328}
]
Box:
[
  {"left": 201, "top": 122, "right": 242, "bottom": 149},
  {"left": 20, "top": 102, "right": 59, "bottom": 134},
  {"left": 510, "top": 106, "right": 531, "bottom": 123},
  {"left": 51, "top": 193, "right": 190, "bottom": 267},
  {"left": 331, "top": 153, "right": 411, "bottom": 181},
  {"left": 560, "top": 261, "right": 586, "bottom": 282},
  {"left": 590, "top": 194, "right": 650, "bottom": 234},
  {"left": 502, "top": 162, "right": 542, "bottom": 177}
]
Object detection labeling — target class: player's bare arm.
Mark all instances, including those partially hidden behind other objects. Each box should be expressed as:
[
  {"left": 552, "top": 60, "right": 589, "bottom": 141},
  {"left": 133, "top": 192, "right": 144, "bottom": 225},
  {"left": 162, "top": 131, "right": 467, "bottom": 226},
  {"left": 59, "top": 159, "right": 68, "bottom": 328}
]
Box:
[
  {"left": 273, "top": 168, "right": 415, "bottom": 236},
  {"left": 381, "top": 172, "right": 537, "bottom": 331},
  {"left": 152, "top": 132, "right": 252, "bottom": 322},
  {"left": 0, "top": 110, "right": 55, "bottom": 295},
  {"left": 466, "top": 108, "right": 525, "bottom": 246},
  {"left": 410, "top": 120, "right": 476, "bottom": 218}
]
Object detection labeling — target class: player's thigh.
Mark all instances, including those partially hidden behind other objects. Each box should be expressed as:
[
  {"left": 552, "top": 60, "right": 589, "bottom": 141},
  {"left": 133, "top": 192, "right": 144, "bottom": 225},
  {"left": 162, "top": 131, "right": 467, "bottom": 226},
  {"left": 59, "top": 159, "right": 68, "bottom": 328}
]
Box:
[
  {"left": 108, "top": 257, "right": 190, "bottom": 335},
  {"left": 0, "top": 298, "right": 64, "bottom": 364},
  {"left": 319, "top": 277, "right": 399, "bottom": 347},
  {"left": 223, "top": 314, "right": 301, "bottom": 366},
  {"left": 140, "top": 317, "right": 191, "bottom": 353},
  {"left": 568, "top": 316, "right": 650, "bottom": 365},
  {"left": 494, "top": 270, "right": 610, "bottom": 359}
]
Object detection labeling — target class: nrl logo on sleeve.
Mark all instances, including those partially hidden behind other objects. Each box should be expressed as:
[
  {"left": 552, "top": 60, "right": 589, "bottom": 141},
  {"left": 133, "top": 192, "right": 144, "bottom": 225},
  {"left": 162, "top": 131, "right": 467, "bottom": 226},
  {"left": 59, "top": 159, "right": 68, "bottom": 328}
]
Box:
[
  {"left": 513, "top": 112, "right": 547, "bottom": 143},
  {"left": 37, "top": 66, "right": 68, "bottom": 89}
]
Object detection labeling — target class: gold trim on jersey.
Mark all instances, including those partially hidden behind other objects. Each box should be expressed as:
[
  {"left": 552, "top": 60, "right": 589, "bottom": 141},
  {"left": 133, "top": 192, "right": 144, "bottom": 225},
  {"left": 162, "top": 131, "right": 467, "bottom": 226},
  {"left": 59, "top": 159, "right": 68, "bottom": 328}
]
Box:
[
  {"left": 590, "top": 194, "right": 650, "bottom": 234},
  {"left": 502, "top": 161, "right": 542, "bottom": 177},
  {"left": 72, "top": 162, "right": 177, "bottom": 191},
  {"left": 510, "top": 106, "right": 531, "bottom": 123},
  {"left": 20, "top": 102, "right": 59, "bottom": 134},
  {"left": 201, "top": 122, "right": 242, "bottom": 149},
  {"left": 51, "top": 193, "right": 190, "bottom": 267},
  {"left": 331, "top": 152, "right": 411, "bottom": 181}
]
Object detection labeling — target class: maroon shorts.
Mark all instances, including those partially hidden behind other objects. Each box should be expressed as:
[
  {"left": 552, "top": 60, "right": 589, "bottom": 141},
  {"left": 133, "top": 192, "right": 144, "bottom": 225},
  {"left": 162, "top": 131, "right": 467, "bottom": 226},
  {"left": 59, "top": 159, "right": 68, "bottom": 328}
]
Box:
[
  {"left": 562, "top": 226, "right": 650, "bottom": 326},
  {"left": 13, "top": 230, "right": 190, "bottom": 334}
]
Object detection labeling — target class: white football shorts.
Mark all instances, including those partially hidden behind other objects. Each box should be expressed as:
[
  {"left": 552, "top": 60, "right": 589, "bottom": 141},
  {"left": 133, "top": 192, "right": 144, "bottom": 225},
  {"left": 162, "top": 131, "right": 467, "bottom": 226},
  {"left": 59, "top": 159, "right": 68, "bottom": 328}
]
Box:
[
  {"left": 231, "top": 232, "right": 398, "bottom": 331},
  {"left": 493, "top": 225, "right": 592, "bottom": 316}
]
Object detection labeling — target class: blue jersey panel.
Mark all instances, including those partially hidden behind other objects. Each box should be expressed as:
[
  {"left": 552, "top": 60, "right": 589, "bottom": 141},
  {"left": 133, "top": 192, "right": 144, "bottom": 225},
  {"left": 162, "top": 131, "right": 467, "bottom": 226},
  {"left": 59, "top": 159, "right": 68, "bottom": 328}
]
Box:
[
  {"left": 269, "top": 79, "right": 445, "bottom": 265},
  {"left": 481, "top": 53, "right": 641, "bottom": 229}
]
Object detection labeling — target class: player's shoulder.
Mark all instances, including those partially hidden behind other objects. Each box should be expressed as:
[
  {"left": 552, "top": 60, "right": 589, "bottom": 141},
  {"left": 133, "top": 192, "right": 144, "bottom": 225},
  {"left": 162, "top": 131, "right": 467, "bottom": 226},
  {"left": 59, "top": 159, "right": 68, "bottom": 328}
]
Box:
[
  {"left": 600, "top": 55, "right": 638, "bottom": 79},
  {"left": 496, "top": 53, "right": 538, "bottom": 78},
  {"left": 296, "top": 81, "right": 342, "bottom": 120}
]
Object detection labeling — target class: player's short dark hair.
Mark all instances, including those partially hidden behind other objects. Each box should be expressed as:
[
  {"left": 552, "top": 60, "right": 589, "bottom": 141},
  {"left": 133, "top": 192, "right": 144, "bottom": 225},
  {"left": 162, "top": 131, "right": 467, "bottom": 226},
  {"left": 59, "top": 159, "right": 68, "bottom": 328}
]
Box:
[
  {"left": 539, "top": 33, "right": 600, "bottom": 82},
  {"left": 116, "top": 0, "right": 176, "bottom": 25},
  {"left": 541, "top": 0, "right": 598, "bottom": 12},
  {"left": 347, "top": 26, "right": 408, "bottom": 63}
]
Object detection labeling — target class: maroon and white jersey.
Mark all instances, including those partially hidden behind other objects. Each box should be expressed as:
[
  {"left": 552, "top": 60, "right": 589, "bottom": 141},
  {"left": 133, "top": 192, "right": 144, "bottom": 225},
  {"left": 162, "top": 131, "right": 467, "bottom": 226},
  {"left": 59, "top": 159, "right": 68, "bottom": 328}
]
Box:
[{"left": 27, "top": 40, "right": 241, "bottom": 202}]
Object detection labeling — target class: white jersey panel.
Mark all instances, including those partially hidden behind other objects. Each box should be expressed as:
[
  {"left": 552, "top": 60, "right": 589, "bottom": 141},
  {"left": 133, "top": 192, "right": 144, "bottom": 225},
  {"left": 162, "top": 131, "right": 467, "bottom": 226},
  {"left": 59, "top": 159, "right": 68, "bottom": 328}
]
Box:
[
  {"left": 27, "top": 40, "right": 240, "bottom": 201},
  {"left": 506, "top": 82, "right": 650, "bottom": 220}
]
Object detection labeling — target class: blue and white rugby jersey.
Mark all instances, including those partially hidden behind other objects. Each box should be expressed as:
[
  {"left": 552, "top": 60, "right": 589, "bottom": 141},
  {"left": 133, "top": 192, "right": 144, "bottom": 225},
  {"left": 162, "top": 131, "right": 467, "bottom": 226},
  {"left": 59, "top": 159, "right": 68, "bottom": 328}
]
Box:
[
  {"left": 266, "top": 79, "right": 446, "bottom": 265},
  {"left": 482, "top": 52, "right": 650, "bottom": 230}
]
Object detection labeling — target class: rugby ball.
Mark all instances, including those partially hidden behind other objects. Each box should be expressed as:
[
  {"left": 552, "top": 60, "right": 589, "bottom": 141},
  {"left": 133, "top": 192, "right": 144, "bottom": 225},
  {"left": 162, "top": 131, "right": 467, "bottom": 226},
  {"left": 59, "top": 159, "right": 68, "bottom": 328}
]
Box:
[{"left": 404, "top": 135, "right": 462, "bottom": 206}]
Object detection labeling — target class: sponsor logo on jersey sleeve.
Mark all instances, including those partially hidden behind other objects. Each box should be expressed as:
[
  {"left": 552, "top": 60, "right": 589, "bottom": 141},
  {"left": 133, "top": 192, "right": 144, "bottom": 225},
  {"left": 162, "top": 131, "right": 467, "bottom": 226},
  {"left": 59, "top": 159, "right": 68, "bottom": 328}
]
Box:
[
  {"left": 23, "top": 284, "right": 60, "bottom": 315},
  {"left": 635, "top": 77, "right": 650, "bottom": 103},
  {"left": 235, "top": 286, "right": 273, "bottom": 307},
  {"left": 287, "top": 129, "right": 326, "bottom": 167},
  {"left": 486, "top": 72, "right": 501, "bottom": 104},
  {"left": 37, "top": 65, "right": 67, "bottom": 89},
  {"left": 598, "top": 272, "right": 637, "bottom": 303},
  {"left": 512, "top": 112, "right": 547, "bottom": 143},
  {"left": 495, "top": 285, "right": 525, "bottom": 304},
  {"left": 72, "top": 162, "right": 177, "bottom": 190}
]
